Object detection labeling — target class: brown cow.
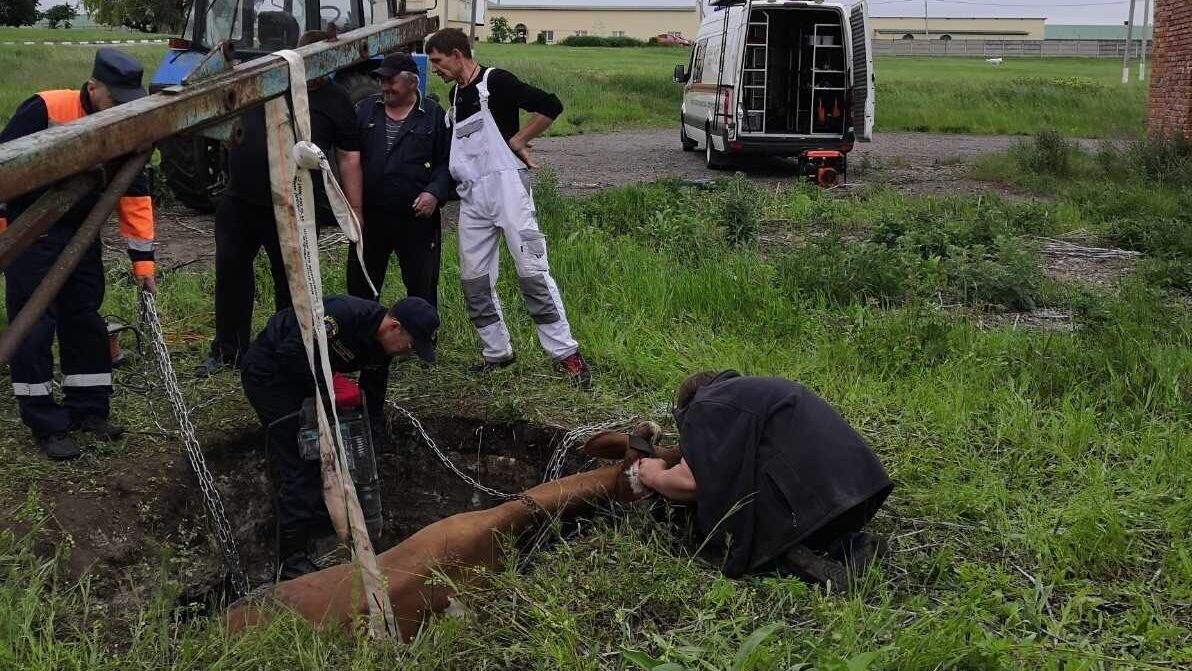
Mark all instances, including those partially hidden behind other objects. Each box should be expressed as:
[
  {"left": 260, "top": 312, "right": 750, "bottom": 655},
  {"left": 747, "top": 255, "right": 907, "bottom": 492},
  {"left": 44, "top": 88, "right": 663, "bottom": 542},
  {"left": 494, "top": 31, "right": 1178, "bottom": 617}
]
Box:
[{"left": 225, "top": 421, "right": 680, "bottom": 639}]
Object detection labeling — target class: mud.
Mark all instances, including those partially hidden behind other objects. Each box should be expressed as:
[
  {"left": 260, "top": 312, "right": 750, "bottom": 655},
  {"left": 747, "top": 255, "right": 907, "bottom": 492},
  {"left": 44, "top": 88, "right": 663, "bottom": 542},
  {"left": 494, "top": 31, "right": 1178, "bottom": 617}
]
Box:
[{"left": 15, "top": 412, "right": 590, "bottom": 612}]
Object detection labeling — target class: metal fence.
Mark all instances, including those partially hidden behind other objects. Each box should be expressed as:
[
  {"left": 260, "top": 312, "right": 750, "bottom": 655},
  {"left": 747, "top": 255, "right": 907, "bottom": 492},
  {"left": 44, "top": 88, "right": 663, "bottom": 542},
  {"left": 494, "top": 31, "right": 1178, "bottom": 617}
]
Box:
[{"left": 873, "top": 39, "right": 1153, "bottom": 58}]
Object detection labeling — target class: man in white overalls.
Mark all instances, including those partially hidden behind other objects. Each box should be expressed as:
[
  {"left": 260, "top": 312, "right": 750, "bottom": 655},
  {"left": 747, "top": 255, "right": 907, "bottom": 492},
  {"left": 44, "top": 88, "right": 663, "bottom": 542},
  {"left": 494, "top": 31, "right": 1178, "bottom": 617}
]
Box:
[{"left": 425, "top": 28, "right": 592, "bottom": 388}]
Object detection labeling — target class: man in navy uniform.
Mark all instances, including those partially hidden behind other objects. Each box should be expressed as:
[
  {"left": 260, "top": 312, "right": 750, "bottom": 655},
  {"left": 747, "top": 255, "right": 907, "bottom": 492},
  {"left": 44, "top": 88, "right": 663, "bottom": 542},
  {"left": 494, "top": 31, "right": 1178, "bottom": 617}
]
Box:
[
  {"left": 0, "top": 48, "right": 157, "bottom": 461},
  {"left": 240, "top": 295, "right": 438, "bottom": 579}
]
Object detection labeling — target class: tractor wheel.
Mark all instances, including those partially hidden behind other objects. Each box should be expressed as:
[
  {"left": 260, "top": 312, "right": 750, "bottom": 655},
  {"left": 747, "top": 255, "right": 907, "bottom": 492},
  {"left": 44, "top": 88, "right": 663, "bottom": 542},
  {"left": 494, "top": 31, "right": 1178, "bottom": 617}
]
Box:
[
  {"left": 158, "top": 135, "right": 227, "bottom": 214},
  {"left": 338, "top": 71, "right": 380, "bottom": 106}
]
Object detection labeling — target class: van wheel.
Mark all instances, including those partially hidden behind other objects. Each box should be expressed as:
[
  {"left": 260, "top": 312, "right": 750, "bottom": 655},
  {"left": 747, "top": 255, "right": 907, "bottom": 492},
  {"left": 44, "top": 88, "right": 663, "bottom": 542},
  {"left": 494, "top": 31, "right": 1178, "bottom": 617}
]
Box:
[
  {"left": 705, "top": 128, "right": 725, "bottom": 170},
  {"left": 680, "top": 125, "right": 697, "bottom": 152}
]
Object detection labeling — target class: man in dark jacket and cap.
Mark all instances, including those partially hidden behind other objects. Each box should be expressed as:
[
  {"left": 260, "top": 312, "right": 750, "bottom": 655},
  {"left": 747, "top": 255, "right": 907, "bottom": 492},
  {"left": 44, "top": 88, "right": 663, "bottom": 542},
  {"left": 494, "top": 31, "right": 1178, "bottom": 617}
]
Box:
[
  {"left": 637, "top": 371, "right": 893, "bottom": 588},
  {"left": 347, "top": 52, "right": 451, "bottom": 307},
  {"left": 241, "top": 294, "right": 439, "bottom": 579}
]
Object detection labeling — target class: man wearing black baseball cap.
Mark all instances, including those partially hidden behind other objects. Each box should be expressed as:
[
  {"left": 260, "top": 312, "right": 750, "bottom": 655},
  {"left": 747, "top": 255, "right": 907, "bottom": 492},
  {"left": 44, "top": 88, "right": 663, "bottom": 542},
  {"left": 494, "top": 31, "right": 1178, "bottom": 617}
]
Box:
[
  {"left": 0, "top": 47, "right": 156, "bottom": 461},
  {"left": 240, "top": 294, "right": 438, "bottom": 579},
  {"left": 346, "top": 51, "right": 451, "bottom": 311}
]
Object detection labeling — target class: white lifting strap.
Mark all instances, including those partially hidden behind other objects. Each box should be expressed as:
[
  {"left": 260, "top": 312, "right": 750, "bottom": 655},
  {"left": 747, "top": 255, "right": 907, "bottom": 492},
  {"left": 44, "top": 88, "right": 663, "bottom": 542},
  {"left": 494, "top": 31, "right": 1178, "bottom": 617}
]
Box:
[{"left": 266, "top": 49, "right": 395, "bottom": 639}]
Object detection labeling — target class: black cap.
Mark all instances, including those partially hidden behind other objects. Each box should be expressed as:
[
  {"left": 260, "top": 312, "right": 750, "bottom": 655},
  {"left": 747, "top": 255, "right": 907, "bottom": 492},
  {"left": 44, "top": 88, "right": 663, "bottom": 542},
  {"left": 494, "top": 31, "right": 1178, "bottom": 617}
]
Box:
[
  {"left": 91, "top": 48, "right": 147, "bottom": 105},
  {"left": 372, "top": 52, "right": 419, "bottom": 79},
  {"left": 389, "top": 297, "right": 439, "bottom": 363}
]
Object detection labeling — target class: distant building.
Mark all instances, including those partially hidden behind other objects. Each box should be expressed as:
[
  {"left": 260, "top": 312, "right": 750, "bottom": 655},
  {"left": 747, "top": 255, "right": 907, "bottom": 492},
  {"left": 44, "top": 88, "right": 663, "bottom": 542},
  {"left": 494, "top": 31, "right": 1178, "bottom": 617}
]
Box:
[
  {"left": 870, "top": 16, "right": 1045, "bottom": 42},
  {"left": 1047, "top": 24, "right": 1154, "bottom": 41},
  {"left": 480, "top": 0, "right": 698, "bottom": 43}
]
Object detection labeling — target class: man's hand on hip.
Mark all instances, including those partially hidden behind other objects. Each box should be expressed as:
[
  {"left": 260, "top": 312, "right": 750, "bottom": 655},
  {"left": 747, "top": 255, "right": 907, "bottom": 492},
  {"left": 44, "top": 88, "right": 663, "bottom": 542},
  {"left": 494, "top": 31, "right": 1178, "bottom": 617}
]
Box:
[
  {"left": 508, "top": 136, "right": 540, "bottom": 169},
  {"left": 412, "top": 192, "right": 439, "bottom": 218}
]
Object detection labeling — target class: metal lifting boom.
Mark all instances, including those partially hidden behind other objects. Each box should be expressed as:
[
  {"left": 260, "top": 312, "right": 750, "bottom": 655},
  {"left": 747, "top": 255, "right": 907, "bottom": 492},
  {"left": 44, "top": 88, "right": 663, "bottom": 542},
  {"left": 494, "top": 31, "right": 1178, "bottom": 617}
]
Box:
[
  {"left": 0, "top": 13, "right": 436, "bottom": 365},
  {"left": 0, "top": 14, "right": 436, "bottom": 204}
]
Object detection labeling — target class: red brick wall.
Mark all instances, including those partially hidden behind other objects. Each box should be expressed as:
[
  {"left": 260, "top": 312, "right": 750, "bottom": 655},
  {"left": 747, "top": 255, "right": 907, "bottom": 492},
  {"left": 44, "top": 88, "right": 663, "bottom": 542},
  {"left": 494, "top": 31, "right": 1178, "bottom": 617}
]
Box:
[{"left": 1148, "top": 0, "right": 1192, "bottom": 138}]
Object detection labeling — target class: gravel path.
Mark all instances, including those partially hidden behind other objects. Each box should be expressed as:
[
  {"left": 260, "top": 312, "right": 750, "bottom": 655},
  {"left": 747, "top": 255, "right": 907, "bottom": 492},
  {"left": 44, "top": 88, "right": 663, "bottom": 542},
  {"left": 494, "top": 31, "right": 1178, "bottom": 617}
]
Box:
[{"left": 533, "top": 129, "right": 1032, "bottom": 194}]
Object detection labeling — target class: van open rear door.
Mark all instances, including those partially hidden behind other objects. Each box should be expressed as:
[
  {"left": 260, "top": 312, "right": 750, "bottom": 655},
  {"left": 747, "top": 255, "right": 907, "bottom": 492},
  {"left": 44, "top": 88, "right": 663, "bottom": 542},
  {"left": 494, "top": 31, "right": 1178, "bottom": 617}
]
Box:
[{"left": 850, "top": 0, "right": 875, "bottom": 141}]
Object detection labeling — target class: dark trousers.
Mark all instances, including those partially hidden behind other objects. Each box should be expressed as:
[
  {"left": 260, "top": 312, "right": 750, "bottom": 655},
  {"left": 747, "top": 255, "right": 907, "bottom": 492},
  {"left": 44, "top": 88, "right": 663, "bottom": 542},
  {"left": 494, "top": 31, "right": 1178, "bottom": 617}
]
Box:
[
  {"left": 242, "top": 369, "right": 328, "bottom": 536},
  {"left": 210, "top": 196, "right": 291, "bottom": 363},
  {"left": 346, "top": 210, "right": 441, "bottom": 306},
  {"left": 4, "top": 222, "right": 110, "bottom": 437}
]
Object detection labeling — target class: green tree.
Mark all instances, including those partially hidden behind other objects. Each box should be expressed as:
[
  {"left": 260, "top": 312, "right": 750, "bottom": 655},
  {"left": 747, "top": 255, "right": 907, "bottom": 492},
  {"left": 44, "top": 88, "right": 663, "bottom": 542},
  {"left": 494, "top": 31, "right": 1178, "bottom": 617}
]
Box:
[
  {"left": 44, "top": 3, "right": 78, "bottom": 28},
  {"left": 82, "top": 0, "right": 184, "bottom": 33},
  {"left": 0, "top": 0, "right": 40, "bottom": 27},
  {"left": 488, "top": 16, "right": 511, "bottom": 43}
]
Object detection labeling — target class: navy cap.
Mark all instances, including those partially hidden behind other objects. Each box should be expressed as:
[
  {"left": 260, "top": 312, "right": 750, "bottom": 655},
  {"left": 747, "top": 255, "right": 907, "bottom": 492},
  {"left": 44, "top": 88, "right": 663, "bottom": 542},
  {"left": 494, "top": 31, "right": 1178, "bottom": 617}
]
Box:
[
  {"left": 91, "top": 47, "right": 147, "bottom": 104},
  {"left": 372, "top": 52, "right": 419, "bottom": 79},
  {"left": 389, "top": 297, "right": 439, "bottom": 363}
]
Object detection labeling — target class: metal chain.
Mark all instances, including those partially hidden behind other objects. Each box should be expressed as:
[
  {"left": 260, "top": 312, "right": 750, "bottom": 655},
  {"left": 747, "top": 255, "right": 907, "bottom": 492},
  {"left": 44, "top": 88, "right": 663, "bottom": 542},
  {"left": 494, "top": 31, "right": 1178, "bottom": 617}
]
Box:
[
  {"left": 140, "top": 291, "right": 250, "bottom": 597},
  {"left": 388, "top": 402, "right": 522, "bottom": 501}
]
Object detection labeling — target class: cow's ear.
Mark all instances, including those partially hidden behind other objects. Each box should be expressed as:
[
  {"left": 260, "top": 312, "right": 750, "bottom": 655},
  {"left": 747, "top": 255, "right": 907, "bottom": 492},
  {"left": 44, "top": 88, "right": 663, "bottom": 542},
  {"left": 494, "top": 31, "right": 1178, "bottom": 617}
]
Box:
[
  {"left": 582, "top": 430, "right": 628, "bottom": 459},
  {"left": 632, "top": 421, "right": 663, "bottom": 445}
]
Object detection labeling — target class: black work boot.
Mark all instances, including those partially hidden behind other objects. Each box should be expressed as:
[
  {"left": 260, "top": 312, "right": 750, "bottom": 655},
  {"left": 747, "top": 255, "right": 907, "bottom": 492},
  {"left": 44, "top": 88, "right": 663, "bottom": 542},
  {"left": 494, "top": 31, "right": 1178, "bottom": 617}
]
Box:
[
  {"left": 277, "top": 552, "right": 320, "bottom": 581},
  {"left": 194, "top": 355, "right": 234, "bottom": 379},
  {"left": 780, "top": 543, "right": 852, "bottom": 592},
  {"left": 826, "top": 531, "right": 889, "bottom": 578},
  {"left": 70, "top": 414, "right": 125, "bottom": 441},
  {"left": 38, "top": 432, "right": 81, "bottom": 461},
  {"left": 276, "top": 525, "right": 317, "bottom": 582},
  {"left": 467, "top": 354, "right": 516, "bottom": 375}
]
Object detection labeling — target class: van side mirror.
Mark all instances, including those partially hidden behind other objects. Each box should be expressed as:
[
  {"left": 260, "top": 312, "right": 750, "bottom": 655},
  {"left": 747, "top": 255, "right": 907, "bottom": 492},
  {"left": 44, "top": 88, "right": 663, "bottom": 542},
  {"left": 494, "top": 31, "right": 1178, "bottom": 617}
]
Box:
[{"left": 673, "top": 64, "right": 688, "bottom": 83}]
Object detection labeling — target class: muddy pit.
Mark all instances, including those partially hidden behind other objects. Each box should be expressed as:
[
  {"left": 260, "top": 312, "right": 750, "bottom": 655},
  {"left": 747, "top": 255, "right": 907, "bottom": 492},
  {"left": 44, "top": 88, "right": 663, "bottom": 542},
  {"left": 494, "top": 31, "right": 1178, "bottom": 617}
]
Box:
[{"left": 33, "top": 413, "right": 597, "bottom": 612}]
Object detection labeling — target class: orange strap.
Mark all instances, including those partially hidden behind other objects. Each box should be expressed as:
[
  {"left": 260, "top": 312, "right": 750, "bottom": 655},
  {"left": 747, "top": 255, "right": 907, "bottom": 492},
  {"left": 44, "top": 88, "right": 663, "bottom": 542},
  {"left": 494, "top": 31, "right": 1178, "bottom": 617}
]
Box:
[
  {"left": 132, "top": 260, "right": 155, "bottom": 277},
  {"left": 0, "top": 217, "right": 7, "bottom": 233}
]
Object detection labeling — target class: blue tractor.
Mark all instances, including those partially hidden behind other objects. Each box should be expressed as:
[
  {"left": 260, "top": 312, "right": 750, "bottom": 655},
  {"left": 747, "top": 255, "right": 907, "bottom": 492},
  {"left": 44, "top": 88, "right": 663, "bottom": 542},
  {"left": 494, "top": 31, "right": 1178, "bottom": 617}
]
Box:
[{"left": 150, "top": 0, "right": 430, "bottom": 212}]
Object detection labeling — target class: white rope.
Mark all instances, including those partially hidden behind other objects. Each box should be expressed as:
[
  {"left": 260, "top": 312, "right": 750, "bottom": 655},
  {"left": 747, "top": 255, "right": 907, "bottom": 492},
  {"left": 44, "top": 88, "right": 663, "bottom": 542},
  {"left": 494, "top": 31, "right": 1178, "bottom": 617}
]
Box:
[{"left": 266, "top": 49, "right": 394, "bottom": 638}]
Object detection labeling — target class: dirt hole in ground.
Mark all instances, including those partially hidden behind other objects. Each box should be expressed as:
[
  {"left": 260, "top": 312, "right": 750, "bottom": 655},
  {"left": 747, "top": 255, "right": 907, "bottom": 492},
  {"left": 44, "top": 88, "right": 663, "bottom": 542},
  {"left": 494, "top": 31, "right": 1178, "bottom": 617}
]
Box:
[{"left": 28, "top": 413, "right": 594, "bottom": 617}]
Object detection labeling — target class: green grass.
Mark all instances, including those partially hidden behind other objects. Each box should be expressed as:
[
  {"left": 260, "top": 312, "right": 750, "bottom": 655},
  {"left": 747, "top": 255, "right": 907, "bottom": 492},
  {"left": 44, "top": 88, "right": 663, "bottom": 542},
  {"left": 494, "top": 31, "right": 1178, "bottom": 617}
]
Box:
[
  {"left": 0, "top": 43, "right": 1147, "bottom": 138},
  {"left": 0, "top": 44, "right": 164, "bottom": 126},
  {"left": 1, "top": 163, "right": 1189, "bottom": 667},
  {"left": 874, "top": 57, "right": 1148, "bottom": 138},
  {"left": 0, "top": 27, "right": 171, "bottom": 43}
]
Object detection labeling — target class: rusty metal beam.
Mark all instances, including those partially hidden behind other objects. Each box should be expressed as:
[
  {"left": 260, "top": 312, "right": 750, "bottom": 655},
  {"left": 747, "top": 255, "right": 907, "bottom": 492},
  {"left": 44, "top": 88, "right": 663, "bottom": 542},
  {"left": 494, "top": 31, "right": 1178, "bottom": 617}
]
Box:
[
  {"left": 0, "top": 172, "right": 100, "bottom": 270},
  {"left": 0, "top": 14, "right": 435, "bottom": 203},
  {"left": 0, "top": 153, "right": 149, "bottom": 366}
]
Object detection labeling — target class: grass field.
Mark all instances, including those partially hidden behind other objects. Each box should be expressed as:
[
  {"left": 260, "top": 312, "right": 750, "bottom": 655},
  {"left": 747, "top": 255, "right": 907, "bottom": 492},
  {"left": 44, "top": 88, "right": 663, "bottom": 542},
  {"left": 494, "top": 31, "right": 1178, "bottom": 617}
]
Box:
[
  {"left": 0, "top": 43, "right": 1148, "bottom": 138},
  {"left": 0, "top": 44, "right": 163, "bottom": 127},
  {"left": 0, "top": 27, "right": 171, "bottom": 42},
  {"left": 0, "top": 142, "right": 1189, "bottom": 667}
]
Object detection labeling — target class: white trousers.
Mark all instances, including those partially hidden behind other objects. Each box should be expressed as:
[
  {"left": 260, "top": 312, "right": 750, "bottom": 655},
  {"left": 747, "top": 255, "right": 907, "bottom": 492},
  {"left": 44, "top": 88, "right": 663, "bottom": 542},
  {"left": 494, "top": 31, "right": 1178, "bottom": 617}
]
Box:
[{"left": 457, "top": 169, "right": 578, "bottom": 362}]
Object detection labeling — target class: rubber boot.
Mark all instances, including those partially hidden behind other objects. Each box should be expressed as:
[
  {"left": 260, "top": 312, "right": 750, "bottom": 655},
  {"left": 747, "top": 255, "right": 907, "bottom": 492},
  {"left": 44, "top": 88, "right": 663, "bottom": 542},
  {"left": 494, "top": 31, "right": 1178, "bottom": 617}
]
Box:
[{"left": 275, "top": 524, "right": 318, "bottom": 582}]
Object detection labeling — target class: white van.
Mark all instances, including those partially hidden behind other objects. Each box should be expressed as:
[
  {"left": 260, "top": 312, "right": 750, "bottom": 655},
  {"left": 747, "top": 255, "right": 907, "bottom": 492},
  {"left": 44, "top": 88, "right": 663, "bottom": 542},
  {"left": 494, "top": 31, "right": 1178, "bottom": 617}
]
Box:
[{"left": 674, "top": 0, "right": 874, "bottom": 174}]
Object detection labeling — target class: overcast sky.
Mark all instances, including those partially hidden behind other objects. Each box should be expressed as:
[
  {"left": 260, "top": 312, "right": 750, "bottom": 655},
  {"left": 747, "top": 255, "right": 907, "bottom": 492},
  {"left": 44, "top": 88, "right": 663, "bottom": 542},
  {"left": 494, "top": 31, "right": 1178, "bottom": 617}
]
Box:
[{"left": 869, "top": 0, "right": 1151, "bottom": 25}]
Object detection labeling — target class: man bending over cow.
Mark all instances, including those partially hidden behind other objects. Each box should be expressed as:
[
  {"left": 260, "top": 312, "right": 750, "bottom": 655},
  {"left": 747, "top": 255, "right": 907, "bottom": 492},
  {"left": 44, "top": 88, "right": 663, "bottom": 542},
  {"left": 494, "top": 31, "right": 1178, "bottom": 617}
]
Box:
[{"left": 635, "top": 370, "right": 894, "bottom": 589}]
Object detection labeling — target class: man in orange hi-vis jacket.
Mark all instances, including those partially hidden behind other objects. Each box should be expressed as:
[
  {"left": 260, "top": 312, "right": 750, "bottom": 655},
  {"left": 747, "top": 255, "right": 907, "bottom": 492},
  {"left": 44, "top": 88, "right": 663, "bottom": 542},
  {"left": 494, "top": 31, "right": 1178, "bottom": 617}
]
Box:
[{"left": 0, "top": 48, "right": 156, "bottom": 461}]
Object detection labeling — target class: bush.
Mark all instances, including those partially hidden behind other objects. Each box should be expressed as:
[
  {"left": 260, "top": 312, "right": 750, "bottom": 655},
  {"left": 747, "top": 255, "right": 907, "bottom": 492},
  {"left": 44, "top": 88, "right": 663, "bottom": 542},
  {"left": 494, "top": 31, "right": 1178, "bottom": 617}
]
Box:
[
  {"left": 1107, "top": 216, "right": 1192, "bottom": 293},
  {"left": 718, "top": 173, "right": 760, "bottom": 247},
  {"left": 488, "top": 16, "right": 512, "bottom": 43},
  {"left": 1011, "top": 130, "right": 1075, "bottom": 177},
  {"left": 558, "top": 35, "right": 646, "bottom": 47}
]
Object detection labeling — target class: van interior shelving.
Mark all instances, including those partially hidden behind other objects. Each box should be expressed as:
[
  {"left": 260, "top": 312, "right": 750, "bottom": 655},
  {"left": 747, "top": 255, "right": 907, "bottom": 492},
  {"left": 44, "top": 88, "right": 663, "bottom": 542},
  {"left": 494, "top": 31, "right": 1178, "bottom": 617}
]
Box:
[{"left": 739, "top": 8, "right": 847, "bottom": 136}]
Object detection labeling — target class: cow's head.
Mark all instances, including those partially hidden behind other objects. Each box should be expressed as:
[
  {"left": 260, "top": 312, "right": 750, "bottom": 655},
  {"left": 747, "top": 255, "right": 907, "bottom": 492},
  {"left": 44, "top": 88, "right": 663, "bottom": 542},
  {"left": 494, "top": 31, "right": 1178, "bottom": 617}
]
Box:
[{"left": 582, "top": 421, "right": 679, "bottom": 502}]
